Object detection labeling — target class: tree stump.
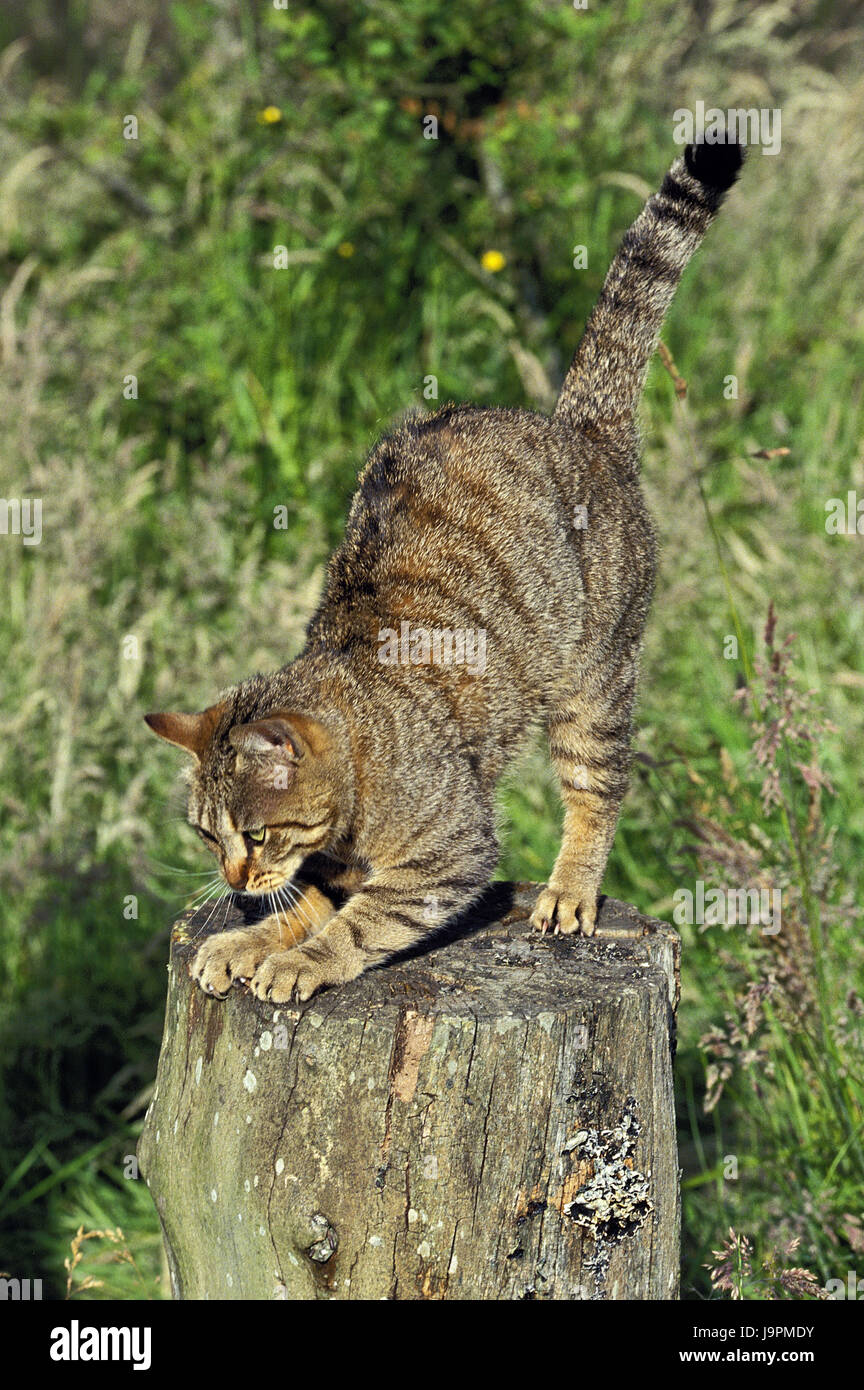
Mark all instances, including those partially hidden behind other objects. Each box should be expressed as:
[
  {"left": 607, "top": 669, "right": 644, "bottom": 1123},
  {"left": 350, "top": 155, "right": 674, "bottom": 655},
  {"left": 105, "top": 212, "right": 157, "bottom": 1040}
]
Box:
[{"left": 138, "top": 883, "right": 680, "bottom": 1300}]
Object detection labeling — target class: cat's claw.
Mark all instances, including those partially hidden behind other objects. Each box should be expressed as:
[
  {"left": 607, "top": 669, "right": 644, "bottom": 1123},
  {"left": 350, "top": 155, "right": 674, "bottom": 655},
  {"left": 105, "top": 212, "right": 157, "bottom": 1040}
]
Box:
[
  {"left": 191, "top": 925, "right": 278, "bottom": 998},
  {"left": 250, "top": 944, "right": 360, "bottom": 1004},
  {"left": 251, "top": 949, "right": 324, "bottom": 1004},
  {"left": 529, "top": 885, "right": 598, "bottom": 937}
]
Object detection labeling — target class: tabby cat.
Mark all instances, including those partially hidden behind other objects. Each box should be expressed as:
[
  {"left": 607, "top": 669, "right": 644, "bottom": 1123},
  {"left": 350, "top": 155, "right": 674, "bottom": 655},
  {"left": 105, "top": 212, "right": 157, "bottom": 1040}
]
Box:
[{"left": 146, "top": 136, "right": 744, "bottom": 1003}]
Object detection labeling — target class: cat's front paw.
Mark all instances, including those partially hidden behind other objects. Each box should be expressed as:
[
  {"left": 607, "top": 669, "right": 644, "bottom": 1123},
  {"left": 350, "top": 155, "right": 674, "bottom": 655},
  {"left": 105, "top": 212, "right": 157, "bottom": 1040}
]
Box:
[
  {"left": 530, "top": 883, "right": 598, "bottom": 937},
  {"left": 191, "top": 923, "right": 280, "bottom": 998},
  {"left": 250, "top": 941, "right": 362, "bottom": 1004}
]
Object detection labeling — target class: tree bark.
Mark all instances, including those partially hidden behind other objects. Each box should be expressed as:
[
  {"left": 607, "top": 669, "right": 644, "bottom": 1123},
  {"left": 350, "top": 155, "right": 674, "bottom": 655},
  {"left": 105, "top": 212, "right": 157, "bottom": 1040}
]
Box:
[{"left": 138, "top": 883, "right": 680, "bottom": 1300}]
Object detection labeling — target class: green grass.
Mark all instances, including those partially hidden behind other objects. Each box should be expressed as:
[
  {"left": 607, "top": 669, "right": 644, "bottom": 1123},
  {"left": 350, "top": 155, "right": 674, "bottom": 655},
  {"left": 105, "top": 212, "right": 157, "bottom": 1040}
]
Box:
[{"left": 1, "top": 0, "right": 862, "bottom": 1299}]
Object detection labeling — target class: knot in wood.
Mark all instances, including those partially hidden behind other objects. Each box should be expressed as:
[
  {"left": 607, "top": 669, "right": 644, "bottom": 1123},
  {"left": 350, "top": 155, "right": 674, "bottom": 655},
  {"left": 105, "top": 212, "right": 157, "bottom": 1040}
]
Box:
[{"left": 305, "top": 1212, "right": 338, "bottom": 1263}]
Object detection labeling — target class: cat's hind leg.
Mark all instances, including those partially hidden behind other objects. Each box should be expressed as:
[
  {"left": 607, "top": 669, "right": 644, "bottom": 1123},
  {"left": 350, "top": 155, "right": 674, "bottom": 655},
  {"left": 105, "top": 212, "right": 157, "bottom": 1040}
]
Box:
[{"left": 530, "top": 656, "right": 637, "bottom": 936}]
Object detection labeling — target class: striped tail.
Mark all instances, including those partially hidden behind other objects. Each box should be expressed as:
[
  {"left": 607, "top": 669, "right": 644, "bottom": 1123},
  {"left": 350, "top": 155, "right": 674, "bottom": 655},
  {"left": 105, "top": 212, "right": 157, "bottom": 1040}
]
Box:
[{"left": 555, "top": 138, "right": 745, "bottom": 430}]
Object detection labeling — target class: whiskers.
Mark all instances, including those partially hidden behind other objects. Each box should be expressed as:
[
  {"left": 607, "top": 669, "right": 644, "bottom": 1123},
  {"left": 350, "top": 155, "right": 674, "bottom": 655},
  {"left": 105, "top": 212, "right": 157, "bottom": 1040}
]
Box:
[
  {"left": 148, "top": 858, "right": 215, "bottom": 879},
  {"left": 144, "top": 856, "right": 228, "bottom": 916},
  {"left": 167, "top": 868, "right": 321, "bottom": 954},
  {"left": 265, "top": 880, "right": 319, "bottom": 949},
  {"left": 184, "top": 873, "right": 235, "bottom": 941}
]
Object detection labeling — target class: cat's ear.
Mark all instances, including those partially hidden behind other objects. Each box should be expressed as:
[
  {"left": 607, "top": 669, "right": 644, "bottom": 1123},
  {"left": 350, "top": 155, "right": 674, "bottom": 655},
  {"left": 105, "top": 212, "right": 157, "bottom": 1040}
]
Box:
[
  {"left": 144, "top": 703, "right": 225, "bottom": 759},
  {"left": 228, "top": 717, "right": 302, "bottom": 761}
]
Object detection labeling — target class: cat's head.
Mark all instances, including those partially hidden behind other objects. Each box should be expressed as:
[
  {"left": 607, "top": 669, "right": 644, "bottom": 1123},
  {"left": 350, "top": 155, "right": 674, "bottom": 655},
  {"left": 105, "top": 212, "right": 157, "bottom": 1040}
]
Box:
[{"left": 144, "top": 702, "right": 349, "bottom": 895}]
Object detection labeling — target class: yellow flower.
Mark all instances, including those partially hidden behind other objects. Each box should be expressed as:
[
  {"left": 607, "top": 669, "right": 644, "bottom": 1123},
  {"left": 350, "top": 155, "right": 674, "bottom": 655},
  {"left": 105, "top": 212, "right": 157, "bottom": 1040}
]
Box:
[
  {"left": 258, "top": 106, "right": 282, "bottom": 125},
  {"left": 481, "top": 249, "right": 506, "bottom": 273},
  {"left": 337, "top": 241, "right": 355, "bottom": 258}
]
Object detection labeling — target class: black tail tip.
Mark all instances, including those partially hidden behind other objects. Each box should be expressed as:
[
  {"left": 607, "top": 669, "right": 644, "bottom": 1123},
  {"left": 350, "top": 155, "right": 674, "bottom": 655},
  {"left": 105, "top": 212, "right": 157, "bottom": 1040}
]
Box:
[{"left": 684, "top": 137, "right": 745, "bottom": 191}]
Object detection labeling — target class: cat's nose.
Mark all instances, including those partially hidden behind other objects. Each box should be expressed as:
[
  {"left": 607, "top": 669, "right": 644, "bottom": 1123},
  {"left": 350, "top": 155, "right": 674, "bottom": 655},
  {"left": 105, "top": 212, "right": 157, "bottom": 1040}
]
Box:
[{"left": 223, "top": 860, "right": 248, "bottom": 891}]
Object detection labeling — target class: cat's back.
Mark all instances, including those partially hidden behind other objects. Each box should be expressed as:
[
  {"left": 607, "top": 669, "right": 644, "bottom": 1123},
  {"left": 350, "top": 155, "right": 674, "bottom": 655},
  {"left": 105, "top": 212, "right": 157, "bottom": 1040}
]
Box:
[
  {"left": 333, "top": 402, "right": 582, "bottom": 574},
  {"left": 309, "top": 403, "right": 583, "bottom": 644},
  {"left": 301, "top": 411, "right": 595, "bottom": 743},
  {"left": 311, "top": 400, "right": 648, "bottom": 633},
  {"left": 298, "top": 400, "right": 653, "bottom": 769}
]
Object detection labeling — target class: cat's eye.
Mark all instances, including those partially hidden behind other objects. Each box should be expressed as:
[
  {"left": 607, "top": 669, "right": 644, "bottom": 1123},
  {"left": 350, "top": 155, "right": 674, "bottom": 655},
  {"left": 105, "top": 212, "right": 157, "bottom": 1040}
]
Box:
[
  {"left": 245, "top": 827, "right": 267, "bottom": 844},
  {"left": 194, "top": 825, "right": 217, "bottom": 845}
]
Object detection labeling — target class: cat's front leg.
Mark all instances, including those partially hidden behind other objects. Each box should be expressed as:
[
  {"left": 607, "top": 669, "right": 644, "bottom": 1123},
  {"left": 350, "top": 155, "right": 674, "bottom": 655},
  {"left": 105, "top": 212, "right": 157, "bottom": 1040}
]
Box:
[
  {"left": 249, "top": 864, "right": 489, "bottom": 1003},
  {"left": 191, "top": 883, "right": 337, "bottom": 997}
]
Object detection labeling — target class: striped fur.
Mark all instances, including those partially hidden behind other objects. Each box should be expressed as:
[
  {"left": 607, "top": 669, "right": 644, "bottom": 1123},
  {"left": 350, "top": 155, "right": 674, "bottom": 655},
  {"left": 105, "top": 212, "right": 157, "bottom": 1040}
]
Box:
[
  {"left": 147, "top": 137, "right": 744, "bottom": 1002},
  {"left": 556, "top": 139, "right": 744, "bottom": 434}
]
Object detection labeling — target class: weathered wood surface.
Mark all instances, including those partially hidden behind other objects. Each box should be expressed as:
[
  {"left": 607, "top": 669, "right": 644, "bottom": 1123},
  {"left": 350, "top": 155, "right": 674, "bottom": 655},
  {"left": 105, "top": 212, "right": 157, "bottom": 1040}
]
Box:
[{"left": 138, "top": 883, "right": 680, "bottom": 1300}]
